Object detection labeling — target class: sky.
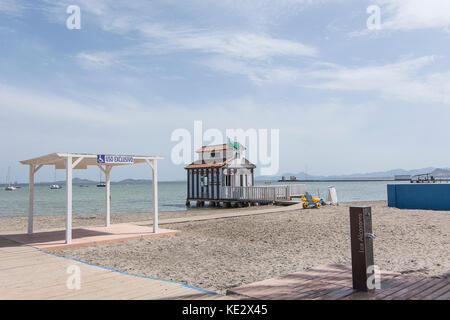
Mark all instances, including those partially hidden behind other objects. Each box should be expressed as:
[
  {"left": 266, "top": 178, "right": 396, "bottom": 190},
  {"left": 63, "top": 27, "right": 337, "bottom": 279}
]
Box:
[{"left": 1, "top": 0, "right": 450, "bottom": 182}]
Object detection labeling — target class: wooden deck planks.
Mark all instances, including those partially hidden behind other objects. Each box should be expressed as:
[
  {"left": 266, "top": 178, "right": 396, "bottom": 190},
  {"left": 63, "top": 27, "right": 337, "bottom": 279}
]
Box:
[
  {"left": 1, "top": 224, "right": 179, "bottom": 251},
  {"left": 420, "top": 282, "right": 450, "bottom": 300},
  {"left": 2, "top": 233, "right": 447, "bottom": 301},
  {"left": 227, "top": 264, "right": 449, "bottom": 300},
  {"left": 0, "top": 238, "right": 224, "bottom": 300}
]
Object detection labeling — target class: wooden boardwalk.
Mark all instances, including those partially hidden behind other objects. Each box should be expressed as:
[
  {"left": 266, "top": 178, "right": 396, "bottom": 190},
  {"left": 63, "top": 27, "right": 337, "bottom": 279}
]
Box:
[
  {"left": 0, "top": 237, "right": 230, "bottom": 300},
  {"left": 1, "top": 223, "right": 178, "bottom": 251},
  {"left": 227, "top": 264, "right": 450, "bottom": 300},
  {"left": 142, "top": 203, "right": 304, "bottom": 226}
]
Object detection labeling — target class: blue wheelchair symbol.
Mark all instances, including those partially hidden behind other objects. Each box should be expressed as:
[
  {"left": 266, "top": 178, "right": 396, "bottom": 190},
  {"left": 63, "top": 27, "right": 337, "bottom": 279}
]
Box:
[{"left": 97, "top": 155, "right": 105, "bottom": 163}]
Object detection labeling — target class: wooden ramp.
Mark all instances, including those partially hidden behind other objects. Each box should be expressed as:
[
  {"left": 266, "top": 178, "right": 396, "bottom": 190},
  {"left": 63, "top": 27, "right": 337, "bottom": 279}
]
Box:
[
  {"left": 0, "top": 237, "right": 229, "bottom": 300},
  {"left": 227, "top": 264, "right": 450, "bottom": 300}
]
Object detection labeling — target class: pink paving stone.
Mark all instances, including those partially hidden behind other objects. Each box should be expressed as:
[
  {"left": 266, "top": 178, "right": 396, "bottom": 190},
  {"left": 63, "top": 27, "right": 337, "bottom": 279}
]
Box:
[{"left": 0, "top": 223, "right": 179, "bottom": 250}]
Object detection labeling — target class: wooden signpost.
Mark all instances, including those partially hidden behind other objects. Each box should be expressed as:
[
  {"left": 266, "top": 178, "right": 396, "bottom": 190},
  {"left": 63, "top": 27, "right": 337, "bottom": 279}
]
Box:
[{"left": 349, "top": 206, "right": 376, "bottom": 291}]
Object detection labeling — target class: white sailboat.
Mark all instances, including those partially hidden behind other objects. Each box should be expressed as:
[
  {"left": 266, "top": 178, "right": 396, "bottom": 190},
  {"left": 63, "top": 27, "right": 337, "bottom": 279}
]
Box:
[
  {"left": 50, "top": 168, "right": 61, "bottom": 189},
  {"left": 97, "top": 171, "right": 106, "bottom": 187},
  {"left": 4, "top": 167, "right": 17, "bottom": 191}
]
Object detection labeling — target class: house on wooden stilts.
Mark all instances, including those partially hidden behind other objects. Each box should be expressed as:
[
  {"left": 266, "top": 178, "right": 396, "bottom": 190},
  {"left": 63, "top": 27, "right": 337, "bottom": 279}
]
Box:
[{"left": 184, "top": 141, "right": 256, "bottom": 207}]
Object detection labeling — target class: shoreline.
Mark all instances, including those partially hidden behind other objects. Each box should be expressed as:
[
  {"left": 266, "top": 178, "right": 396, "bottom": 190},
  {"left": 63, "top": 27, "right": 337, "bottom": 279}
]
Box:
[
  {"left": 0, "top": 199, "right": 390, "bottom": 218},
  {"left": 0, "top": 201, "right": 385, "bottom": 234}
]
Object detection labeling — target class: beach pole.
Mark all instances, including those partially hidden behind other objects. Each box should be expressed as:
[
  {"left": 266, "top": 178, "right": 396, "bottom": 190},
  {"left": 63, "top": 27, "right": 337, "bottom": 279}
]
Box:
[
  {"left": 27, "top": 165, "right": 35, "bottom": 234},
  {"left": 349, "top": 206, "right": 376, "bottom": 292},
  {"left": 152, "top": 160, "right": 159, "bottom": 233},
  {"left": 66, "top": 156, "right": 73, "bottom": 244}
]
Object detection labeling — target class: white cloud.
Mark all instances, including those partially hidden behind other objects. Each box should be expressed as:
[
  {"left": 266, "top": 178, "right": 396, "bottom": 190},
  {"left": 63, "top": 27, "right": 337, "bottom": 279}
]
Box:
[
  {"left": 300, "top": 56, "right": 450, "bottom": 104},
  {"left": 0, "top": 83, "right": 139, "bottom": 127},
  {"left": 75, "top": 24, "right": 317, "bottom": 70},
  {"left": 210, "top": 55, "right": 450, "bottom": 105},
  {"left": 45, "top": 0, "right": 317, "bottom": 68},
  {"left": 75, "top": 52, "right": 118, "bottom": 68},
  {"left": 139, "top": 25, "right": 317, "bottom": 59},
  {"left": 203, "top": 56, "right": 302, "bottom": 84},
  {"left": 53, "top": 0, "right": 335, "bottom": 28},
  {"left": 376, "top": 0, "right": 450, "bottom": 32},
  {"left": 0, "top": 0, "right": 28, "bottom": 15},
  {"left": 3, "top": 81, "right": 450, "bottom": 181},
  {"left": 0, "top": 82, "right": 379, "bottom": 159}
]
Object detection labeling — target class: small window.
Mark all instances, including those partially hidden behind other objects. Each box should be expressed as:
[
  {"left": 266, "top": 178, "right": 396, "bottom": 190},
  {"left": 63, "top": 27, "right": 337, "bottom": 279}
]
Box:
[
  {"left": 225, "top": 175, "right": 231, "bottom": 186},
  {"left": 211, "top": 151, "right": 215, "bottom": 158}
]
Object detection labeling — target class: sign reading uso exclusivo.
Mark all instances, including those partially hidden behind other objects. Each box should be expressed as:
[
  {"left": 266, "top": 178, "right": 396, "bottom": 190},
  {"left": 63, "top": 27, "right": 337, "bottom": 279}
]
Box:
[{"left": 97, "top": 155, "right": 134, "bottom": 164}]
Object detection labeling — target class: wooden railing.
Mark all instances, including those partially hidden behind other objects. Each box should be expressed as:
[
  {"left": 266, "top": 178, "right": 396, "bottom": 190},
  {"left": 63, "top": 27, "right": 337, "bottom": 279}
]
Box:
[
  {"left": 269, "top": 184, "right": 306, "bottom": 197},
  {"left": 219, "top": 184, "right": 306, "bottom": 201}
]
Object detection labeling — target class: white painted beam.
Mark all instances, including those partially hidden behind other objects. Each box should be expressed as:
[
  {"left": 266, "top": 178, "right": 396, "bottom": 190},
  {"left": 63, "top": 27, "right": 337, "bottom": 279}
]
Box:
[
  {"left": 105, "top": 165, "right": 112, "bottom": 227},
  {"left": 27, "top": 165, "right": 35, "bottom": 234},
  {"left": 145, "top": 159, "right": 154, "bottom": 170},
  {"left": 34, "top": 164, "right": 43, "bottom": 174},
  {"left": 71, "top": 156, "right": 84, "bottom": 169},
  {"left": 66, "top": 156, "right": 73, "bottom": 244},
  {"left": 151, "top": 160, "right": 158, "bottom": 233}
]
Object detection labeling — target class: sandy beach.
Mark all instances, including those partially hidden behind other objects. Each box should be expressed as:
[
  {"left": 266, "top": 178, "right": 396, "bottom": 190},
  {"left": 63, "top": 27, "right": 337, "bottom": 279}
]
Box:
[
  {"left": 1, "top": 201, "right": 449, "bottom": 294},
  {"left": 0, "top": 204, "right": 267, "bottom": 233}
]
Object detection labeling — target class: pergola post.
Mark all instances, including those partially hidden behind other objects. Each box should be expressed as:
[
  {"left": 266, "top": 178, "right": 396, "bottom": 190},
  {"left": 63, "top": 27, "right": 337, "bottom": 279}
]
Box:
[
  {"left": 152, "top": 160, "right": 158, "bottom": 233},
  {"left": 27, "top": 164, "right": 42, "bottom": 235},
  {"left": 146, "top": 159, "right": 159, "bottom": 233},
  {"left": 27, "top": 165, "right": 35, "bottom": 234},
  {"left": 105, "top": 165, "right": 112, "bottom": 227},
  {"left": 66, "top": 156, "right": 73, "bottom": 244}
]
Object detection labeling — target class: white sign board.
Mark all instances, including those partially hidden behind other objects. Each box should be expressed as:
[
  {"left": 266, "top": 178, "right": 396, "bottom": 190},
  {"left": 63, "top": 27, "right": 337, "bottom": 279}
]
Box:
[
  {"left": 97, "top": 155, "right": 134, "bottom": 164},
  {"left": 326, "top": 186, "right": 338, "bottom": 205}
]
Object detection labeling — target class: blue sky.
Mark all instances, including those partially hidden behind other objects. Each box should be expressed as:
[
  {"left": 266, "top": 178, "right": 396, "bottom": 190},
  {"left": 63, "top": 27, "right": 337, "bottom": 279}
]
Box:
[{"left": 1, "top": 0, "right": 450, "bottom": 182}]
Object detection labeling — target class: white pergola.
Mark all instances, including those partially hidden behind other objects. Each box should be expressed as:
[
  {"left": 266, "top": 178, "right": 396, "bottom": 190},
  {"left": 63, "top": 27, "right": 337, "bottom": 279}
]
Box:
[{"left": 20, "top": 153, "right": 164, "bottom": 244}]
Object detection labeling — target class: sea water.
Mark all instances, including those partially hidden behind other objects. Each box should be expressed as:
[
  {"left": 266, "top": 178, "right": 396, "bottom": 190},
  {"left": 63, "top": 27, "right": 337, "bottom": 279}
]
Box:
[{"left": 0, "top": 180, "right": 410, "bottom": 217}]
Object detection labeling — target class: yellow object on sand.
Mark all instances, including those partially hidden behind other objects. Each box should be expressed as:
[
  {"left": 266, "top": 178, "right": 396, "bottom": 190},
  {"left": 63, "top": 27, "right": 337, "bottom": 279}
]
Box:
[{"left": 301, "top": 195, "right": 322, "bottom": 202}]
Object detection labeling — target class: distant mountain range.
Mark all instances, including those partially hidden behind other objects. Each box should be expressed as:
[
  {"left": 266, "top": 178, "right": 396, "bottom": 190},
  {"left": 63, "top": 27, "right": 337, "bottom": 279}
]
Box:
[
  {"left": 50, "top": 178, "right": 96, "bottom": 184},
  {"left": 49, "top": 177, "right": 153, "bottom": 184},
  {"left": 118, "top": 178, "right": 152, "bottom": 183},
  {"left": 257, "top": 167, "right": 450, "bottom": 180},
  {"left": 30, "top": 167, "right": 450, "bottom": 184}
]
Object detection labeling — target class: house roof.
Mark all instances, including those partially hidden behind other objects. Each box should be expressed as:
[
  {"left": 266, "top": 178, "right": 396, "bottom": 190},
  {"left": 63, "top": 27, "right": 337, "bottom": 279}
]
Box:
[
  {"left": 184, "top": 159, "right": 228, "bottom": 169},
  {"left": 195, "top": 144, "right": 228, "bottom": 153},
  {"left": 195, "top": 142, "right": 246, "bottom": 153},
  {"left": 184, "top": 157, "right": 256, "bottom": 169}
]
